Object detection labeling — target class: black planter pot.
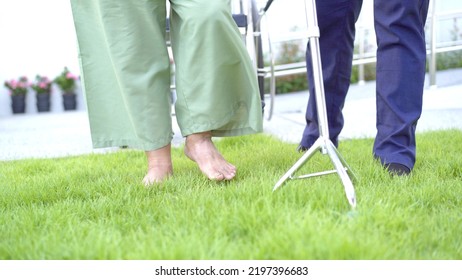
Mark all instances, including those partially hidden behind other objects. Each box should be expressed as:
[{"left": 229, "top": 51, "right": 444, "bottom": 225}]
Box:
[
  {"left": 11, "top": 95, "right": 26, "bottom": 114},
  {"left": 63, "top": 93, "right": 77, "bottom": 111},
  {"left": 36, "top": 93, "right": 51, "bottom": 112}
]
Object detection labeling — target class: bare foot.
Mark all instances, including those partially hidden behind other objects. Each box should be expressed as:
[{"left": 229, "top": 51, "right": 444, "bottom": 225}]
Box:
[
  {"left": 184, "top": 132, "right": 236, "bottom": 181},
  {"left": 142, "top": 144, "right": 173, "bottom": 186}
]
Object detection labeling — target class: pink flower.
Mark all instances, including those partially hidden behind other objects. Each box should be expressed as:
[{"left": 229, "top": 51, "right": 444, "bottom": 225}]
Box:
[
  {"left": 4, "top": 76, "right": 29, "bottom": 96},
  {"left": 66, "top": 72, "right": 77, "bottom": 80}
]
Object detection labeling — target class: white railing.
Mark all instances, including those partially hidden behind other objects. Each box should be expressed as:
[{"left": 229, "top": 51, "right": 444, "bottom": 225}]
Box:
[
  {"left": 428, "top": 7, "right": 462, "bottom": 87},
  {"left": 266, "top": 4, "right": 462, "bottom": 88}
]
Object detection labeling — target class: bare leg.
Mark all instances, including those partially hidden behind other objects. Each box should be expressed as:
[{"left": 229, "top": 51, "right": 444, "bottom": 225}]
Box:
[
  {"left": 184, "top": 132, "right": 236, "bottom": 181},
  {"left": 143, "top": 143, "right": 173, "bottom": 186}
]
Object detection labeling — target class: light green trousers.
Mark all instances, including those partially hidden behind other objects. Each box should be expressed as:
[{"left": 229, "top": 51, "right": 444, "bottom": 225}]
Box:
[{"left": 70, "top": 0, "right": 263, "bottom": 150}]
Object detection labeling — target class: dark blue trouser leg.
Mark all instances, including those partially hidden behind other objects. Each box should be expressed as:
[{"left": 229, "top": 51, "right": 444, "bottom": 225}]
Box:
[
  {"left": 373, "top": 0, "right": 429, "bottom": 169},
  {"left": 300, "top": 0, "right": 363, "bottom": 149}
]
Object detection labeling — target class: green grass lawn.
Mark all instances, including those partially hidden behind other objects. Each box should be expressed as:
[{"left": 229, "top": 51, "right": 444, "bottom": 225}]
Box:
[{"left": 1, "top": 130, "right": 461, "bottom": 260}]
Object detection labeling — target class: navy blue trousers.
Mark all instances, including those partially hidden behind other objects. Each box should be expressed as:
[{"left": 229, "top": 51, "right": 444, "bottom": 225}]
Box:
[{"left": 301, "top": 0, "right": 430, "bottom": 170}]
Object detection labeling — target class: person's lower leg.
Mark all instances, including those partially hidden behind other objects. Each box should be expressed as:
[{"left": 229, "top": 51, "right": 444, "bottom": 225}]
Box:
[{"left": 143, "top": 144, "right": 173, "bottom": 185}]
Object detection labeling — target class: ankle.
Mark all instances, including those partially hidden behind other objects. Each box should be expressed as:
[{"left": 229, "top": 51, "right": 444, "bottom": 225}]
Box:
[
  {"left": 189, "top": 131, "right": 213, "bottom": 140},
  {"left": 145, "top": 144, "right": 172, "bottom": 167}
]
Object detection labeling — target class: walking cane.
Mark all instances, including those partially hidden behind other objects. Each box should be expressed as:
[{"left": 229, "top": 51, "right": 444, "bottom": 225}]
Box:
[{"left": 273, "top": 0, "right": 357, "bottom": 208}]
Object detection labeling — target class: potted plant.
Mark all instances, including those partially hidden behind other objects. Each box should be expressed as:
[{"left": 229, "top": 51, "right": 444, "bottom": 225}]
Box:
[
  {"left": 54, "top": 67, "right": 79, "bottom": 110},
  {"left": 31, "top": 75, "right": 52, "bottom": 112},
  {"left": 4, "top": 76, "right": 29, "bottom": 114}
]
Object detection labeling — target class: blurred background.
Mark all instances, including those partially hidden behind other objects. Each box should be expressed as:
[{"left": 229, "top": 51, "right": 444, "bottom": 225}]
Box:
[{"left": 1, "top": 0, "right": 461, "bottom": 117}]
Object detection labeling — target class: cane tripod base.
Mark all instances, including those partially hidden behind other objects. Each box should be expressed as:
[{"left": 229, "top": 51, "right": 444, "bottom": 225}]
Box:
[{"left": 273, "top": 137, "right": 357, "bottom": 208}]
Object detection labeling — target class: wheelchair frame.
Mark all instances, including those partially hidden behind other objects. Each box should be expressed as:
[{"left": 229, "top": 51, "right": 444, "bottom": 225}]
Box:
[{"left": 232, "top": 0, "right": 276, "bottom": 120}]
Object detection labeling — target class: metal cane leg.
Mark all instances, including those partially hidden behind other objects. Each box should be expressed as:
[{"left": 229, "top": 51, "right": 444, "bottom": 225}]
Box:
[
  {"left": 325, "top": 142, "right": 356, "bottom": 207},
  {"left": 273, "top": 0, "right": 357, "bottom": 208},
  {"left": 273, "top": 137, "right": 324, "bottom": 191},
  {"left": 326, "top": 141, "right": 358, "bottom": 182}
]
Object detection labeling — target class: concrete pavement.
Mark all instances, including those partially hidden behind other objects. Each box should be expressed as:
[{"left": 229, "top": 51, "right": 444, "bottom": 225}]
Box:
[{"left": 266, "top": 68, "right": 462, "bottom": 143}]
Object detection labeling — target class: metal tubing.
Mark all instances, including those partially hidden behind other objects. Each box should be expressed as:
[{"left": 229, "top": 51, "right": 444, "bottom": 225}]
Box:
[
  {"left": 273, "top": 138, "right": 323, "bottom": 191},
  {"left": 429, "top": 0, "right": 437, "bottom": 88},
  {"left": 325, "top": 141, "right": 356, "bottom": 207}
]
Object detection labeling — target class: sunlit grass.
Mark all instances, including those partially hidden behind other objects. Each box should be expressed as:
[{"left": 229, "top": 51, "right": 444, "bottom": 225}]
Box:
[{"left": 1, "top": 130, "right": 461, "bottom": 259}]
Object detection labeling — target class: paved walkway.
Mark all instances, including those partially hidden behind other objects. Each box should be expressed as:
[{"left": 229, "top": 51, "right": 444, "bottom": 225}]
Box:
[
  {"left": 266, "top": 68, "right": 462, "bottom": 143},
  {"left": 1, "top": 69, "right": 461, "bottom": 161}
]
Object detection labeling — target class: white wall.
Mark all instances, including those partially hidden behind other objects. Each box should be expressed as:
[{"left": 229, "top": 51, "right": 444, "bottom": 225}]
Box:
[{"left": 0, "top": 0, "right": 81, "bottom": 117}]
